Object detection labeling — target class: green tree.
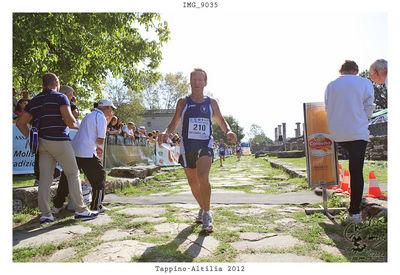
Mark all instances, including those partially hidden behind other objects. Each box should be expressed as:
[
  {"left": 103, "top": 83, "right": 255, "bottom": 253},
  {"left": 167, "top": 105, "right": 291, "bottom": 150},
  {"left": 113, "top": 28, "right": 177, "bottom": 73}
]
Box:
[
  {"left": 359, "top": 70, "right": 387, "bottom": 110},
  {"left": 212, "top": 115, "right": 244, "bottom": 144},
  {"left": 13, "top": 13, "right": 170, "bottom": 111},
  {"left": 143, "top": 72, "right": 190, "bottom": 109},
  {"left": 105, "top": 77, "right": 145, "bottom": 123},
  {"left": 248, "top": 124, "right": 273, "bottom": 152}
]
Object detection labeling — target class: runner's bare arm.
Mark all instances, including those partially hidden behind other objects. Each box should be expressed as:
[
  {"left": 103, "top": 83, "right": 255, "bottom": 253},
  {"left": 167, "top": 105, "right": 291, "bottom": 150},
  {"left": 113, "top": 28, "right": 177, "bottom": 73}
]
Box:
[
  {"left": 158, "top": 97, "right": 186, "bottom": 145},
  {"left": 210, "top": 99, "right": 237, "bottom": 143},
  {"left": 15, "top": 111, "right": 33, "bottom": 138}
]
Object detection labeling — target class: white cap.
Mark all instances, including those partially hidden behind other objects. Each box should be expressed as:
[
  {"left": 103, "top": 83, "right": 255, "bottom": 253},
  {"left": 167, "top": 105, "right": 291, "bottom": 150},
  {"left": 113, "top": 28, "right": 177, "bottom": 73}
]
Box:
[
  {"left": 139, "top": 126, "right": 145, "bottom": 129},
  {"left": 98, "top": 99, "right": 116, "bottom": 109}
]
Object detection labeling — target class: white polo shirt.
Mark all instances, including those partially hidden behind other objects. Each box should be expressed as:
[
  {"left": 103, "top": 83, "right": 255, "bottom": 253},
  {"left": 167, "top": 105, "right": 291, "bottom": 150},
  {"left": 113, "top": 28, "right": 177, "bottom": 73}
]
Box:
[
  {"left": 71, "top": 108, "right": 107, "bottom": 158},
  {"left": 325, "top": 74, "right": 375, "bottom": 142},
  {"left": 122, "top": 125, "right": 133, "bottom": 136}
]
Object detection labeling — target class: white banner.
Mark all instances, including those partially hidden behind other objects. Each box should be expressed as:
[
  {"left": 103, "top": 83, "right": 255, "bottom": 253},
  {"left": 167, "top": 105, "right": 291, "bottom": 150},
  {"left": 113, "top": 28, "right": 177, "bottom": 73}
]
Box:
[
  {"left": 13, "top": 123, "right": 182, "bottom": 173},
  {"left": 12, "top": 124, "right": 77, "bottom": 174},
  {"left": 155, "top": 143, "right": 180, "bottom": 166}
]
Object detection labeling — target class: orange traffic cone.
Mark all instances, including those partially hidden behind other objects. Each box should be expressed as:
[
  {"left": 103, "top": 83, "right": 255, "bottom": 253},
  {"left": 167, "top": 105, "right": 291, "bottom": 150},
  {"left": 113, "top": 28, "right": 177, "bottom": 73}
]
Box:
[
  {"left": 341, "top": 169, "right": 351, "bottom": 196},
  {"left": 337, "top": 168, "right": 347, "bottom": 192},
  {"left": 339, "top": 164, "right": 343, "bottom": 184},
  {"left": 365, "top": 172, "right": 387, "bottom": 199}
]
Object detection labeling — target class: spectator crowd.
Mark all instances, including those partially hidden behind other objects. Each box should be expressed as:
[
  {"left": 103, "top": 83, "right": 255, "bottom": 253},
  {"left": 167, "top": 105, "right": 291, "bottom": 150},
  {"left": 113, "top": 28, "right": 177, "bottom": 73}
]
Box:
[
  {"left": 13, "top": 86, "right": 183, "bottom": 150},
  {"left": 105, "top": 116, "right": 181, "bottom": 147}
]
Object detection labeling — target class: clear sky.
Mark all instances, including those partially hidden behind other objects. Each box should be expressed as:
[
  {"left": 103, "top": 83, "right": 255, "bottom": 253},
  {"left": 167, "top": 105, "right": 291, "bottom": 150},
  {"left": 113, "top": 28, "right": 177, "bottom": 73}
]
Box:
[{"left": 155, "top": 11, "right": 388, "bottom": 141}]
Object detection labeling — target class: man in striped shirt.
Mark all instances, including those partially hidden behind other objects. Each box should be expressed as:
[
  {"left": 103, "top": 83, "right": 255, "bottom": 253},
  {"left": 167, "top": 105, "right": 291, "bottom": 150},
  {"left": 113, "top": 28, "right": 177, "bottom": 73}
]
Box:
[{"left": 16, "top": 73, "right": 98, "bottom": 225}]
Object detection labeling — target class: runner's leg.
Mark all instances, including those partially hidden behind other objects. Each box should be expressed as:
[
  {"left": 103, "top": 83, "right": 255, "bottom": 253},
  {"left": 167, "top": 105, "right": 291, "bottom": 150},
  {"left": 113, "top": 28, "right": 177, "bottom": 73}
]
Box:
[
  {"left": 184, "top": 168, "right": 204, "bottom": 209},
  {"left": 196, "top": 155, "right": 213, "bottom": 211}
]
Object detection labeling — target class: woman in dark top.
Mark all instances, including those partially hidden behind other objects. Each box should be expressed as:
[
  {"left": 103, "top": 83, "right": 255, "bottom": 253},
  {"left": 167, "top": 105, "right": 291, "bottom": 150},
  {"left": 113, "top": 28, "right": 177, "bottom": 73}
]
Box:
[
  {"left": 107, "top": 116, "right": 120, "bottom": 135},
  {"left": 114, "top": 117, "right": 123, "bottom": 133}
]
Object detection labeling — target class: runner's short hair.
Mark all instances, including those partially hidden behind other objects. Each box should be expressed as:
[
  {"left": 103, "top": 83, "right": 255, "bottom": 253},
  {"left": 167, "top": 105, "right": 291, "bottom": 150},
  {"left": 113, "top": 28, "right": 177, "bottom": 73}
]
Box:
[
  {"left": 191, "top": 68, "right": 207, "bottom": 82},
  {"left": 339, "top": 60, "right": 358, "bottom": 74}
]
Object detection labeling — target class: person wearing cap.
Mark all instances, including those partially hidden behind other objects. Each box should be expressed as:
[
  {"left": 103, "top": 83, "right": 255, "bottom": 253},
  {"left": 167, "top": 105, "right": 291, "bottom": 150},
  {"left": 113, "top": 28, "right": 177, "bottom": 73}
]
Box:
[
  {"left": 16, "top": 73, "right": 99, "bottom": 225},
  {"left": 52, "top": 99, "right": 115, "bottom": 213}
]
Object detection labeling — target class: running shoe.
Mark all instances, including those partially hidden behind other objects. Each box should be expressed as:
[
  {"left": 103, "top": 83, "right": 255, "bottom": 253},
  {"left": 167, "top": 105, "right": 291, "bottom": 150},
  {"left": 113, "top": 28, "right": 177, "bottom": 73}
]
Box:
[
  {"left": 196, "top": 208, "right": 204, "bottom": 223},
  {"left": 39, "top": 215, "right": 55, "bottom": 226},
  {"left": 96, "top": 205, "right": 110, "bottom": 213},
  {"left": 74, "top": 210, "right": 99, "bottom": 221},
  {"left": 51, "top": 206, "right": 64, "bottom": 215},
  {"left": 202, "top": 211, "right": 214, "bottom": 232}
]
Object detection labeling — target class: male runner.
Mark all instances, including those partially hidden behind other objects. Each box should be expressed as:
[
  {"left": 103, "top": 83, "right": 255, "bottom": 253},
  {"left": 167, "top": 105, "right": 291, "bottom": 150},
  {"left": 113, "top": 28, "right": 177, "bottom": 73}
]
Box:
[
  {"left": 158, "top": 68, "right": 237, "bottom": 233},
  {"left": 218, "top": 139, "right": 226, "bottom": 167},
  {"left": 235, "top": 143, "right": 242, "bottom": 161}
]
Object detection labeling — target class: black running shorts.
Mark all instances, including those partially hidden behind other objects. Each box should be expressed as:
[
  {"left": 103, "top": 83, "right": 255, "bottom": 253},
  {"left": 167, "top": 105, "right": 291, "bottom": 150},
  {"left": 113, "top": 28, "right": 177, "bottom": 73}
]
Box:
[{"left": 179, "top": 147, "right": 214, "bottom": 168}]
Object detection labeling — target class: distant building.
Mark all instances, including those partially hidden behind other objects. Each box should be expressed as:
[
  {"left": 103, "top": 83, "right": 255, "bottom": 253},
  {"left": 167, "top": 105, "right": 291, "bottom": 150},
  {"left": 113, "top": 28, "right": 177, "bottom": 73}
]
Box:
[{"left": 139, "top": 109, "right": 182, "bottom": 134}]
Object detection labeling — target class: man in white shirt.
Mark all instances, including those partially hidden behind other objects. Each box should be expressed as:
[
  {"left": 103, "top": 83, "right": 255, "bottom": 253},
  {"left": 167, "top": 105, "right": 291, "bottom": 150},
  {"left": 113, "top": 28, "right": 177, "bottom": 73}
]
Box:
[
  {"left": 325, "top": 60, "right": 375, "bottom": 224},
  {"left": 122, "top": 122, "right": 136, "bottom": 145},
  {"left": 122, "top": 122, "right": 135, "bottom": 138},
  {"left": 52, "top": 99, "right": 115, "bottom": 213}
]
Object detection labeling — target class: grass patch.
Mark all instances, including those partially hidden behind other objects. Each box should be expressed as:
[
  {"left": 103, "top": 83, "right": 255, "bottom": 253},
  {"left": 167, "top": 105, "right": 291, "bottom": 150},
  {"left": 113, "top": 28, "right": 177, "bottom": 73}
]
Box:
[
  {"left": 12, "top": 174, "right": 36, "bottom": 187},
  {"left": 13, "top": 244, "right": 57, "bottom": 262},
  {"left": 13, "top": 207, "right": 40, "bottom": 226},
  {"left": 13, "top": 173, "right": 87, "bottom": 188},
  {"left": 320, "top": 251, "right": 347, "bottom": 262},
  {"left": 114, "top": 179, "right": 180, "bottom": 197},
  {"left": 214, "top": 185, "right": 255, "bottom": 193},
  {"left": 267, "top": 157, "right": 387, "bottom": 184}
]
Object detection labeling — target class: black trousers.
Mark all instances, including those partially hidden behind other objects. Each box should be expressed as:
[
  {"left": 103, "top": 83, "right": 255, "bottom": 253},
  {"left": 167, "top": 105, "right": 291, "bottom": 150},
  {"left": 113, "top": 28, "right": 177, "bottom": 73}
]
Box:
[
  {"left": 53, "top": 155, "right": 106, "bottom": 210},
  {"left": 338, "top": 140, "right": 368, "bottom": 214}
]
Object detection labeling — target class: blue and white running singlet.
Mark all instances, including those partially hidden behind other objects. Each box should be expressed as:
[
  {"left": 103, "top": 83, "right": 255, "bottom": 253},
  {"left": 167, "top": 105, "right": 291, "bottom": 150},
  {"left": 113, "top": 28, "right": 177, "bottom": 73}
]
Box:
[
  {"left": 180, "top": 96, "right": 214, "bottom": 154},
  {"left": 219, "top": 143, "right": 225, "bottom": 154}
]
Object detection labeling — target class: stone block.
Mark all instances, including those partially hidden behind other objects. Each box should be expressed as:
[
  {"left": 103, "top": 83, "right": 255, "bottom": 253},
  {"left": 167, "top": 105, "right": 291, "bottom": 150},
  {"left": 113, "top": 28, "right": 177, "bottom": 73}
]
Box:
[
  {"left": 13, "top": 225, "right": 92, "bottom": 249},
  {"left": 82, "top": 240, "right": 155, "bottom": 262},
  {"left": 108, "top": 165, "right": 160, "bottom": 179},
  {"left": 13, "top": 185, "right": 58, "bottom": 210}
]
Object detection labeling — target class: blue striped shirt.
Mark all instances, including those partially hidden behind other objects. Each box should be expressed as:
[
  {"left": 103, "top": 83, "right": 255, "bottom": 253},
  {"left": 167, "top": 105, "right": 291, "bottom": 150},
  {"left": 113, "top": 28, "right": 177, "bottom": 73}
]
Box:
[{"left": 25, "top": 89, "right": 71, "bottom": 141}]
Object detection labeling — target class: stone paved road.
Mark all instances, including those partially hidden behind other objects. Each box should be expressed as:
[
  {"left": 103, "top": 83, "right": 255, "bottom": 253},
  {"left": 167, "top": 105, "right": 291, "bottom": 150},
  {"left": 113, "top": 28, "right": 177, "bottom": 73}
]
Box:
[{"left": 12, "top": 156, "right": 387, "bottom": 263}]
